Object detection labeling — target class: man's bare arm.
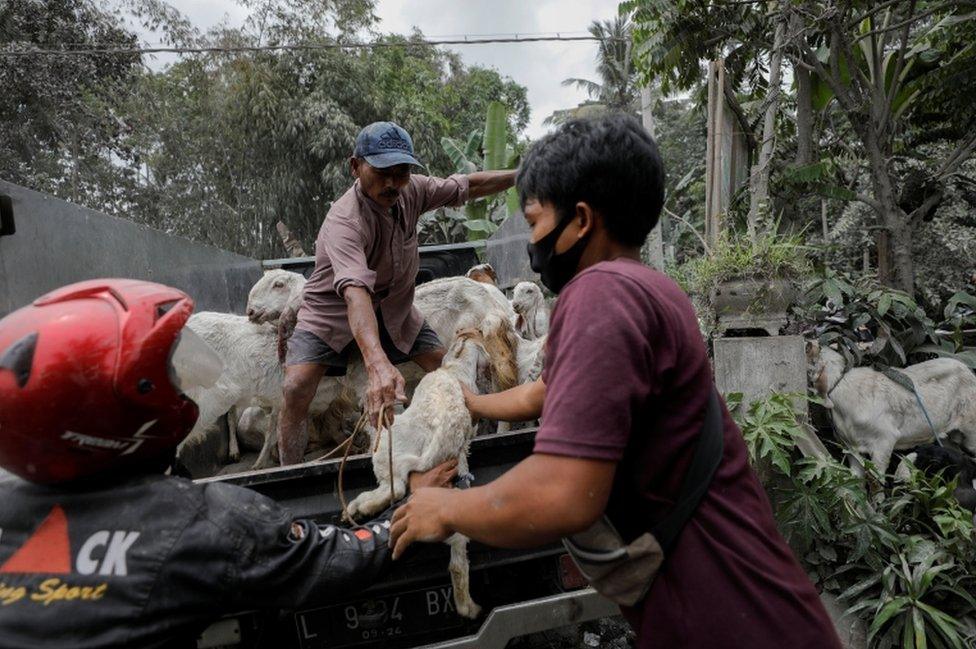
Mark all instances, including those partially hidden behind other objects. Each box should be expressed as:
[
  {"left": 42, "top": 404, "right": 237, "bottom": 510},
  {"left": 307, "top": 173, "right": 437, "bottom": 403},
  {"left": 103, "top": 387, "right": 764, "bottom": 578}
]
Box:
[
  {"left": 463, "top": 379, "right": 545, "bottom": 423},
  {"left": 344, "top": 286, "right": 405, "bottom": 426},
  {"left": 467, "top": 170, "right": 517, "bottom": 200},
  {"left": 390, "top": 454, "right": 615, "bottom": 557}
]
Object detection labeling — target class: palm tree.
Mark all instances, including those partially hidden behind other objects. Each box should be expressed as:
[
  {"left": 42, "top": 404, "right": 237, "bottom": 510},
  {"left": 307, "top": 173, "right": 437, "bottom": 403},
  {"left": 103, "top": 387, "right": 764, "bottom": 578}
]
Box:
[{"left": 544, "top": 16, "right": 639, "bottom": 125}]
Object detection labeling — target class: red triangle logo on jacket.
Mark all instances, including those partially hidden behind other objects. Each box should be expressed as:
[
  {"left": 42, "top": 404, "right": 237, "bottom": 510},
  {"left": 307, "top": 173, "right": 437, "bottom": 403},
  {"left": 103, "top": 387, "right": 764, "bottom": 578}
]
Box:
[{"left": 0, "top": 505, "right": 71, "bottom": 574}]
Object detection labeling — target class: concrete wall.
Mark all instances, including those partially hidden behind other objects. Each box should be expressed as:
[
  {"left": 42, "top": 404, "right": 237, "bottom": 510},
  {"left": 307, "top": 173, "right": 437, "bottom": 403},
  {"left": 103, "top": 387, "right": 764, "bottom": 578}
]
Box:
[
  {"left": 485, "top": 211, "right": 538, "bottom": 291},
  {"left": 0, "top": 181, "right": 263, "bottom": 316},
  {"left": 714, "top": 335, "right": 829, "bottom": 460},
  {"left": 714, "top": 335, "right": 808, "bottom": 410}
]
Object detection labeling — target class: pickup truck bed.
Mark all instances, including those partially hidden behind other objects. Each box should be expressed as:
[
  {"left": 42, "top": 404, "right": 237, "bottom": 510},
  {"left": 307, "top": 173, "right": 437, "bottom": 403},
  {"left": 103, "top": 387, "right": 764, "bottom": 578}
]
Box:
[{"left": 195, "top": 428, "right": 618, "bottom": 649}]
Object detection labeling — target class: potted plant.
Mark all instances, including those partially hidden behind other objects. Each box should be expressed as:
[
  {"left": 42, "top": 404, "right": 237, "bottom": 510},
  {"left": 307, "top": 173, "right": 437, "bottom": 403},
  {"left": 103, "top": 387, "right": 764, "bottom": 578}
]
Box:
[{"left": 682, "top": 231, "right": 812, "bottom": 335}]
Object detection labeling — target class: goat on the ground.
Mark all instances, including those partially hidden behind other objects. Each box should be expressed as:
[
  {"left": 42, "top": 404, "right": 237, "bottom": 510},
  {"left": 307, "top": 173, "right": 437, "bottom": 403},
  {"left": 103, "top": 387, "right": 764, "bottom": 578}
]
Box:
[
  {"left": 232, "top": 388, "right": 358, "bottom": 459},
  {"left": 807, "top": 340, "right": 976, "bottom": 474},
  {"left": 894, "top": 442, "right": 976, "bottom": 515}
]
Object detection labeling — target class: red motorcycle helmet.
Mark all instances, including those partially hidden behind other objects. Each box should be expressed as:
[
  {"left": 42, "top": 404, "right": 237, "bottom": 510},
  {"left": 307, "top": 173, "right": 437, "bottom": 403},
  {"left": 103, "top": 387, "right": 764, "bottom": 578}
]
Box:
[{"left": 0, "top": 279, "right": 222, "bottom": 485}]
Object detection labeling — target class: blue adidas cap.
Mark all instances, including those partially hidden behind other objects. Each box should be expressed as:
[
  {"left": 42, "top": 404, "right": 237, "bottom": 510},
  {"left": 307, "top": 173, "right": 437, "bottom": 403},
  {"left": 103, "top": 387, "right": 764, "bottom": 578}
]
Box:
[{"left": 354, "top": 121, "right": 424, "bottom": 169}]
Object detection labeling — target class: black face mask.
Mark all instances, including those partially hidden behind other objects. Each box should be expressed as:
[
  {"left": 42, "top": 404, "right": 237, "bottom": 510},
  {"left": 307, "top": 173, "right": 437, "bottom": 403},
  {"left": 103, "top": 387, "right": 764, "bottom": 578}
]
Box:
[{"left": 527, "top": 213, "right": 589, "bottom": 294}]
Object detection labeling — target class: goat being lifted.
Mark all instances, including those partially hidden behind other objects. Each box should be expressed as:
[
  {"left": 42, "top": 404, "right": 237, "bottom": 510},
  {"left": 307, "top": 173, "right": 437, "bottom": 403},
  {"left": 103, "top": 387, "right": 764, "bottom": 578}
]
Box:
[
  {"left": 345, "top": 318, "right": 506, "bottom": 620},
  {"left": 807, "top": 340, "right": 976, "bottom": 474}
]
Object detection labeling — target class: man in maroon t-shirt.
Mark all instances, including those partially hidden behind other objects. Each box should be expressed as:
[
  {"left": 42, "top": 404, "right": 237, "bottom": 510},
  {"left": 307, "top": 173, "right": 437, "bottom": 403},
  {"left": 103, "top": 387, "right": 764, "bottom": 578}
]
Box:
[{"left": 389, "top": 115, "right": 841, "bottom": 648}]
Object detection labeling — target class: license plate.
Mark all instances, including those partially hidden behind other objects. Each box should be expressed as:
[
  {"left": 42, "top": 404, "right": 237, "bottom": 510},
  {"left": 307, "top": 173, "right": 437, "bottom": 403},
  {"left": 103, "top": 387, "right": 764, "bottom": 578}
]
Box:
[{"left": 295, "top": 585, "right": 469, "bottom": 649}]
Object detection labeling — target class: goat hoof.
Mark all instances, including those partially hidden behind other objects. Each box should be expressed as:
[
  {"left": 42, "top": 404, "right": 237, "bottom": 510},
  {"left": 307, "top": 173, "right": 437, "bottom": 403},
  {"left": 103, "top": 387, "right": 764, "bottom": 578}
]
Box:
[{"left": 455, "top": 600, "right": 481, "bottom": 619}]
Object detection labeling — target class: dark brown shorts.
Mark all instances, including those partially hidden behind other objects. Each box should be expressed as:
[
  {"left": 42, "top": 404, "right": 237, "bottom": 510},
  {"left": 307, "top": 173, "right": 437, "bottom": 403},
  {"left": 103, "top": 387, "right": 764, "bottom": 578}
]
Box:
[{"left": 284, "top": 320, "right": 442, "bottom": 376}]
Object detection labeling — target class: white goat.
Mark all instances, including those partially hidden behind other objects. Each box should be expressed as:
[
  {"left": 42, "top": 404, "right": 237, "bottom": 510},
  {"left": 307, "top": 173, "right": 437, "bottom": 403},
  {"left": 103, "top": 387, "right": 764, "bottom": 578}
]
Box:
[
  {"left": 346, "top": 320, "right": 506, "bottom": 620},
  {"left": 248, "top": 270, "right": 518, "bottom": 352},
  {"left": 416, "top": 276, "right": 545, "bottom": 385},
  {"left": 246, "top": 269, "right": 305, "bottom": 325},
  {"left": 807, "top": 340, "right": 976, "bottom": 474},
  {"left": 180, "top": 312, "right": 344, "bottom": 470},
  {"left": 465, "top": 263, "right": 498, "bottom": 286},
  {"left": 247, "top": 270, "right": 537, "bottom": 434},
  {"left": 516, "top": 334, "right": 546, "bottom": 384},
  {"left": 511, "top": 281, "right": 549, "bottom": 340},
  {"left": 234, "top": 406, "right": 268, "bottom": 453},
  {"left": 413, "top": 275, "right": 515, "bottom": 346},
  {"left": 232, "top": 392, "right": 357, "bottom": 457}
]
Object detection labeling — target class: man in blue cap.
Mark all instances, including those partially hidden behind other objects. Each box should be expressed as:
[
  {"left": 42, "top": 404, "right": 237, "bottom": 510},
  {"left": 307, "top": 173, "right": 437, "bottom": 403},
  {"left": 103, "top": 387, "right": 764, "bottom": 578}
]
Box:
[{"left": 278, "top": 121, "right": 515, "bottom": 465}]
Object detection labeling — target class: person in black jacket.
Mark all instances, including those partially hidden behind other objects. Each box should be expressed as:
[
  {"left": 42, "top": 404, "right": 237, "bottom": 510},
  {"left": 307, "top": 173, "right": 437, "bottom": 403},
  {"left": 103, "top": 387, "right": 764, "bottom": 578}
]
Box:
[{"left": 0, "top": 278, "right": 454, "bottom": 648}]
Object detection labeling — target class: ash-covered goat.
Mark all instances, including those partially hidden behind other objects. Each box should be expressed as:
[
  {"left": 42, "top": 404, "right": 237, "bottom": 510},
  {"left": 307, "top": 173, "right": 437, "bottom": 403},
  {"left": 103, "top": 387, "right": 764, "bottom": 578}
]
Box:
[
  {"left": 807, "top": 340, "right": 976, "bottom": 474},
  {"left": 345, "top": 317, "right": 515, "bottom": 619},
  {"left": 511, "top": 281, "right": 549, "bottom": 340}
]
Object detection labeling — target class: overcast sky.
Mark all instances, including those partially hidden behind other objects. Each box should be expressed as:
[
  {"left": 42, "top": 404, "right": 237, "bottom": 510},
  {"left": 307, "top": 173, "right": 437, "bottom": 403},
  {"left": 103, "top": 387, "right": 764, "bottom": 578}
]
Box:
[{"left": 136, "top": 0, "right": 621, "bottom": 139}]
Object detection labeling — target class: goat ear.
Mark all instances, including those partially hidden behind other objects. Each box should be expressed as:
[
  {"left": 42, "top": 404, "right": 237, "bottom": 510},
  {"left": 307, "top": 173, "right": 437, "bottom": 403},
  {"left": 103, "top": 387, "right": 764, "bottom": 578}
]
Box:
[
  {"left": 813, "top": 363, "right": 831, "bottom": 402},
  {"left": 480, "top": 318, "right": 519, "bottom": 391},
  {"left": 805, "top": 339, "right": 820, "bottom": 362}
]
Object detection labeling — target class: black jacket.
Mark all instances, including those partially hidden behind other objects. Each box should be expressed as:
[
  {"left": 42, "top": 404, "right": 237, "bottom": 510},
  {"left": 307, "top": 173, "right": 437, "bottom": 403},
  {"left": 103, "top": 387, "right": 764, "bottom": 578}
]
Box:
[{"left": 0, "top": 471, "right": 390, "bottom": 648}]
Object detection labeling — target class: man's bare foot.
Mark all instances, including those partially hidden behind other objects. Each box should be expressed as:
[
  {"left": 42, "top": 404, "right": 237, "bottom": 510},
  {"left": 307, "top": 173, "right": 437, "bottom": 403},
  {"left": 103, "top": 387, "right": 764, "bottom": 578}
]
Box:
[{"left": 408, "top": 458, "right": 459, "bottom": 492}]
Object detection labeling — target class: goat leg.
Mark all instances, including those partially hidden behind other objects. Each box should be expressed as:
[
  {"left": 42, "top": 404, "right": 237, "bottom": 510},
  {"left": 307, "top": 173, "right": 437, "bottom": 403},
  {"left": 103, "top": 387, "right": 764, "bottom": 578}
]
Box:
[
  {"left": 447, "top": 533, "right": 480, "bottom": 619},
  {"left": 253, "top": 410, "right": 280, "bottom": 470},
  {"left": 227, "top": 406, "right": 241, "bottom": 463}
]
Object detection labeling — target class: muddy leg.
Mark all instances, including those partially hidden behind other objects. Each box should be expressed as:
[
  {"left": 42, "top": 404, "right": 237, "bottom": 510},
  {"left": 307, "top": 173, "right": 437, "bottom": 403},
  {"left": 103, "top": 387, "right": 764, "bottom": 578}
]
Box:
[{"left": 447, "top": 534, "right": 480, "bottom": 619}]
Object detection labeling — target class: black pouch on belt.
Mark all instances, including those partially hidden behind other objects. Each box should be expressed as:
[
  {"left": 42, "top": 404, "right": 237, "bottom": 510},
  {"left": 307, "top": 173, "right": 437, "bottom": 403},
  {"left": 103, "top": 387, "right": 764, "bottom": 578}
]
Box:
[{"left": 562, "top": 389, "right": 724, "bottom": 607}]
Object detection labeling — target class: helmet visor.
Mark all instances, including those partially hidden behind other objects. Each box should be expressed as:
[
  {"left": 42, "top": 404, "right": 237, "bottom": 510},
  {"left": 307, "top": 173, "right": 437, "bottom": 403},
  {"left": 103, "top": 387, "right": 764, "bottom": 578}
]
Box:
[{"left": 168, "top": 327, "right": 223, "bottom": 393}]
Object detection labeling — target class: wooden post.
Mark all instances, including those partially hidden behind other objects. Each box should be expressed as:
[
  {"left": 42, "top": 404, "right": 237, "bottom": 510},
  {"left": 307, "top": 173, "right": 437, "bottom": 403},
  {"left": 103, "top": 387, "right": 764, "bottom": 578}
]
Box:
[{"left": 704, "top": 60, "right": 726, "bottom": 252}]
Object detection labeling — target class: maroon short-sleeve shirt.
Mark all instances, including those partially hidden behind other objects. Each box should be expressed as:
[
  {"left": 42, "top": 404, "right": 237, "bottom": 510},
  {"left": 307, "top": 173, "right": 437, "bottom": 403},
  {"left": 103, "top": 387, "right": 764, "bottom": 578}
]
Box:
[
  {"left": 537, "top": 258, "right": 840, "bottom": 649},
  {"left": 296, "top": 174, "right": 469, "bottom": 354}
]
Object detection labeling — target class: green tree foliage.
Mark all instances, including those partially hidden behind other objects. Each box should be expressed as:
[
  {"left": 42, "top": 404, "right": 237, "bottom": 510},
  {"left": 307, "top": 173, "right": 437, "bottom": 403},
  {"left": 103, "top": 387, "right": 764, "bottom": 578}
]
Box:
[
  {"left": 0, "top": 0, "right": 530, "bottom": 258},
  {"left": 0, "top": 0, "right": 142, "bottom": 206},
  {"left": 621, "top": 0, "right": 769, "bottom": 96},
  {"left": 437, "top": 101, "right": 522, "bottom": 241},
  {"left": 732, "top": 393, "right": 976, "bottom": 648},
  {"left": 545, "top": 15, "right": 640, "bottom": 125},
  {"left": 625, "top": 0, "right": 976, "bottom": 299},
  {"left": 654, "top": 96, "right": 706, "bottom": 262}
]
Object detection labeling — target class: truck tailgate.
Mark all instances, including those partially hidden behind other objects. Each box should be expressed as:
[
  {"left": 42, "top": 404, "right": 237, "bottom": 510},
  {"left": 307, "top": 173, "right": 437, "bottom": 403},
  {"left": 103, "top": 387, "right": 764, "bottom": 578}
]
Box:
[{"left": 196, "top": 429, "right": 617, "bottom": 648}]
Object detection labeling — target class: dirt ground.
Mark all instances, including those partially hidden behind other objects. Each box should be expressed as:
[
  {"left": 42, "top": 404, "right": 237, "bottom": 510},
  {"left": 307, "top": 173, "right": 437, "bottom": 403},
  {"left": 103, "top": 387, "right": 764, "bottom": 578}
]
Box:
[{"left": 510, "top": 616, "right": 636, "bottom": 649}]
